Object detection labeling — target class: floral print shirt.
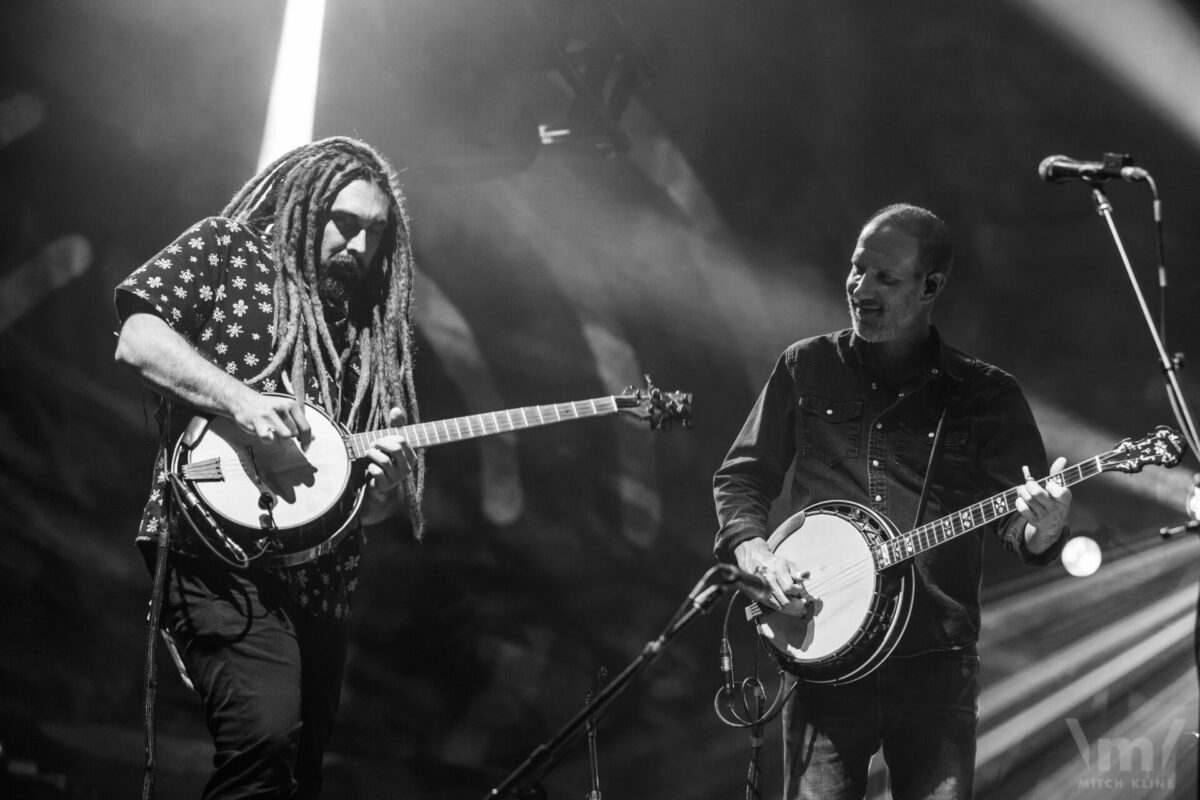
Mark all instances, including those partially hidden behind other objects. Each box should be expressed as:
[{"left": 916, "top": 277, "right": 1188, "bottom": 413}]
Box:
[{"left": 115, "top": 216, "right": 362, "bottom": 620}]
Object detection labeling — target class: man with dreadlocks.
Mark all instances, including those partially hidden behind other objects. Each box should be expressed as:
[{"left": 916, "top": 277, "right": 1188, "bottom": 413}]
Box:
[{"left": 114, "top": 136, "right": 425, "bottom": 798}]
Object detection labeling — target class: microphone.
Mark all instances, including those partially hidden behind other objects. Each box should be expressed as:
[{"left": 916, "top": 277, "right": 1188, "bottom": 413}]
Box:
[
  {"left": 710, "top": 563, "right": 772, "bottom": 603},
  {"left": 1039, "top": 153, "right": 1148, "bottom": 184}
]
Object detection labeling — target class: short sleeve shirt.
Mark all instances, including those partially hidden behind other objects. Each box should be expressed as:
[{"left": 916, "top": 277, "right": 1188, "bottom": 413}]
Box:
[{"left": 115, "top": 216, "right": 361, "bottom": 619}]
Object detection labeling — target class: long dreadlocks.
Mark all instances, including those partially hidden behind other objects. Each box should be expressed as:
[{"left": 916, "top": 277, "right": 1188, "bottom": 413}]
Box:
[{"left": 221, "top": 136, "right": 425, "bottom": 536}]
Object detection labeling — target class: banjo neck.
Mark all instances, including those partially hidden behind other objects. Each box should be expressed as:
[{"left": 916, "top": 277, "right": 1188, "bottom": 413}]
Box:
[
  {"left": 344, "top": 396, "right": 623, "bottom": 459},
  {"left": 873, "top": 456, "right": 1107, "bottom": 570}
]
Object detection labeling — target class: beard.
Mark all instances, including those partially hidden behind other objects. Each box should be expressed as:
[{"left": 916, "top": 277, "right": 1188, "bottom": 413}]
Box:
[
  {"left": 318, "top": 253, "right": 365, "bottom": 316},
  {"left": 848, "top": 296, "right": 930, "bottom": 345},
  {"left": 848, "top": 300, "right": 893, "bottom": 342}
]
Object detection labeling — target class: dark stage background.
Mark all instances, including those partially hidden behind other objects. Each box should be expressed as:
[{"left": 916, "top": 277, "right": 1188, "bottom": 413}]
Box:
[{"left": 2, "top": 1, "right": 1199, "bottom": 798}]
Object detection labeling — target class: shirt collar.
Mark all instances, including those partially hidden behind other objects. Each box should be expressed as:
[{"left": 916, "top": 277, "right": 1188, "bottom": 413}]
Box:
[{"left": 839, "top": 325, "right": 966, "bottom": 383}]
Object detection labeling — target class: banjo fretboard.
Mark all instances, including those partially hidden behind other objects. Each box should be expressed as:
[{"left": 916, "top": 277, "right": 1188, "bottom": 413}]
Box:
[
  {"left": 345, "top": 396, "right": 622, "bottom": 458},
  {"left": 872, "top": 457, "right": 1106, "bottom": 569}
]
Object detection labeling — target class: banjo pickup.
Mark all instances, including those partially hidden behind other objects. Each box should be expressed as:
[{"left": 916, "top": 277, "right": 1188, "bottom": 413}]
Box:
[{"left": 181, "top": 458, "right": 224, "bottom": 482}]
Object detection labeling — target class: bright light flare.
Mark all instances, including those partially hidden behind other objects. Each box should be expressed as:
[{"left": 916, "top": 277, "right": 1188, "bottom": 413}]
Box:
[
  {"left": 1062, "top": 535, "right": 1102, "bottom": 577},
  {"left": 1185, "top": 473, "right": 1200, "bottom": 519}
]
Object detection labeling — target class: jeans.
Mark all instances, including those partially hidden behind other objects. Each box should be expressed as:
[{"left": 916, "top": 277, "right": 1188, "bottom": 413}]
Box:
[
  {"left": 165, "top": 557, "right": 350, "bottom": 799},
  {"left": 782, "top": 651, "right": 980, "bottom": 800}
]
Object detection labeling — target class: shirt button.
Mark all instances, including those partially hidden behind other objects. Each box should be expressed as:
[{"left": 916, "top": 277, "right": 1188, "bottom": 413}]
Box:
[
  {"left": 872, "top": 459, "right": 880, "bottom": 467},
  {"left": 874, "top": 494, "right": 882, "bottom": 502},
  {"left": 928, "top": 432, "right": 935, "bottom": 439},
  {"left": 826, "top": 409, "right": 833, "bottom": 416},
  {"left": 931, "top": 368, "right": 940, "bottom": 376},
  {"left": 876, "top": 423, "right": 883, "bottom": 430}
]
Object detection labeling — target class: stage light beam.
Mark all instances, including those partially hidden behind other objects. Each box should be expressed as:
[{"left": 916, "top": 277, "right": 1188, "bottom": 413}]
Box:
[
  {"left": 1013, "top": 0, "right": 1200, "bottom": 152},
  {"left": 258, "top": 0, "right": 327, "bottom": 170}
]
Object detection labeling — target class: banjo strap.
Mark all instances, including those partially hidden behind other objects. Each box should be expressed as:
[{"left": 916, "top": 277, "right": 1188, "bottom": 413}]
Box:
[{"left": 912, "top": 407, "right": 949, "bottom": 529}]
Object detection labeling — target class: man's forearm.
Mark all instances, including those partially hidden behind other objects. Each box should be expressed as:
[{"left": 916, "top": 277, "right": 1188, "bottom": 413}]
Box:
[{"left": 114, "top": 312, "right": 259, "bottom": 418}]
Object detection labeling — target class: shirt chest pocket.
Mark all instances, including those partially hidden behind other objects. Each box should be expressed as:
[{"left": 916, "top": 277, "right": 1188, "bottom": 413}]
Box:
[
  {"left": 798, "top": 394, "right": 863, "bottom": 465},
  {"left": 894, "top": 417, "right": 974, "bottom": 478}
]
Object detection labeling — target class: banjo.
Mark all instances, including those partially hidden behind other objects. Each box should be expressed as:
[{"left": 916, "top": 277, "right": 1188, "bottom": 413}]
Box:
[
  {"left": 752, "top": 426, "right": 1186, "bottom": 685},
  {"left": 169, "top": 379, "right": 691, "bottom": 568}
]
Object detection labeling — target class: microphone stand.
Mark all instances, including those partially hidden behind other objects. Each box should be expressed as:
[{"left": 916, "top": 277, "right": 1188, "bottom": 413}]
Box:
[
  {"left": 585, "top": 666, "right": 607, "bottom": 800},
  {"left": 1087, "top": 183, "right": 1200, "bottom": 455},
  {"left": 1085, "top": 179, "right": 1200, "bottom": 786},
  {"left": 482, "top": 567, "right": 733, "bottom": 800}
]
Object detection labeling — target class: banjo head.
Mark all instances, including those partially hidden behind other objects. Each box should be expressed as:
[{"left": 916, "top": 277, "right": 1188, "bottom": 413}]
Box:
[
  {"left": 187, "top": 412, "right": 351, "bottom": 530},
  {"left": 174, "top": 396, "right": 363, "bottom": 566},
  {"left": 757, "top": 501, "right": 910, "bottom": 684}
]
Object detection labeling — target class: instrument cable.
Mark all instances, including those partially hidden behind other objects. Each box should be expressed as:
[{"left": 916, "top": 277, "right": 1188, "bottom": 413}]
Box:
[{"left": 711, "top": 592, "right": 799, "bottom": 729}]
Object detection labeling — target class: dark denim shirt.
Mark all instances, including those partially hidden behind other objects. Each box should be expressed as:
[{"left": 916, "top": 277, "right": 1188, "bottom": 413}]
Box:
[{"left": 713, "top": 327, "right": 1067, "bottom": 654}]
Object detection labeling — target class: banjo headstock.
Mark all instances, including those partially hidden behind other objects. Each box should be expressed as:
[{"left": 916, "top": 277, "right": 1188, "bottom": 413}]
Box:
[
  {"left": 1099, "top": 426, "right": 1187, "bottom": 474},
  {"left": 615, "top": 375, "right": 693, "bottom": 432}
]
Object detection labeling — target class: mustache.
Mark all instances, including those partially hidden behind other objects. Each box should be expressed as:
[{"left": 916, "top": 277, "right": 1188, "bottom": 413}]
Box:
[{"left": 326, "top": 252, "right": 362, "bottom": 274}]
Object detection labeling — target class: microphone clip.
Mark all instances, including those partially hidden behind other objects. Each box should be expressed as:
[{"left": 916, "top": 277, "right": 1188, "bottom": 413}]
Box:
[{"left": 1159, "top": 519, "right": 1200, "bottom": 539}]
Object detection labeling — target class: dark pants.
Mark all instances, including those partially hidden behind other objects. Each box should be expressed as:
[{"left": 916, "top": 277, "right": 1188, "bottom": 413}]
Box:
[
  {"left": 782, "top": 651, "right": 980, "bottom": 800},
  {"left": 165, "top": 557, "right": 350, "bottom": 799}
]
